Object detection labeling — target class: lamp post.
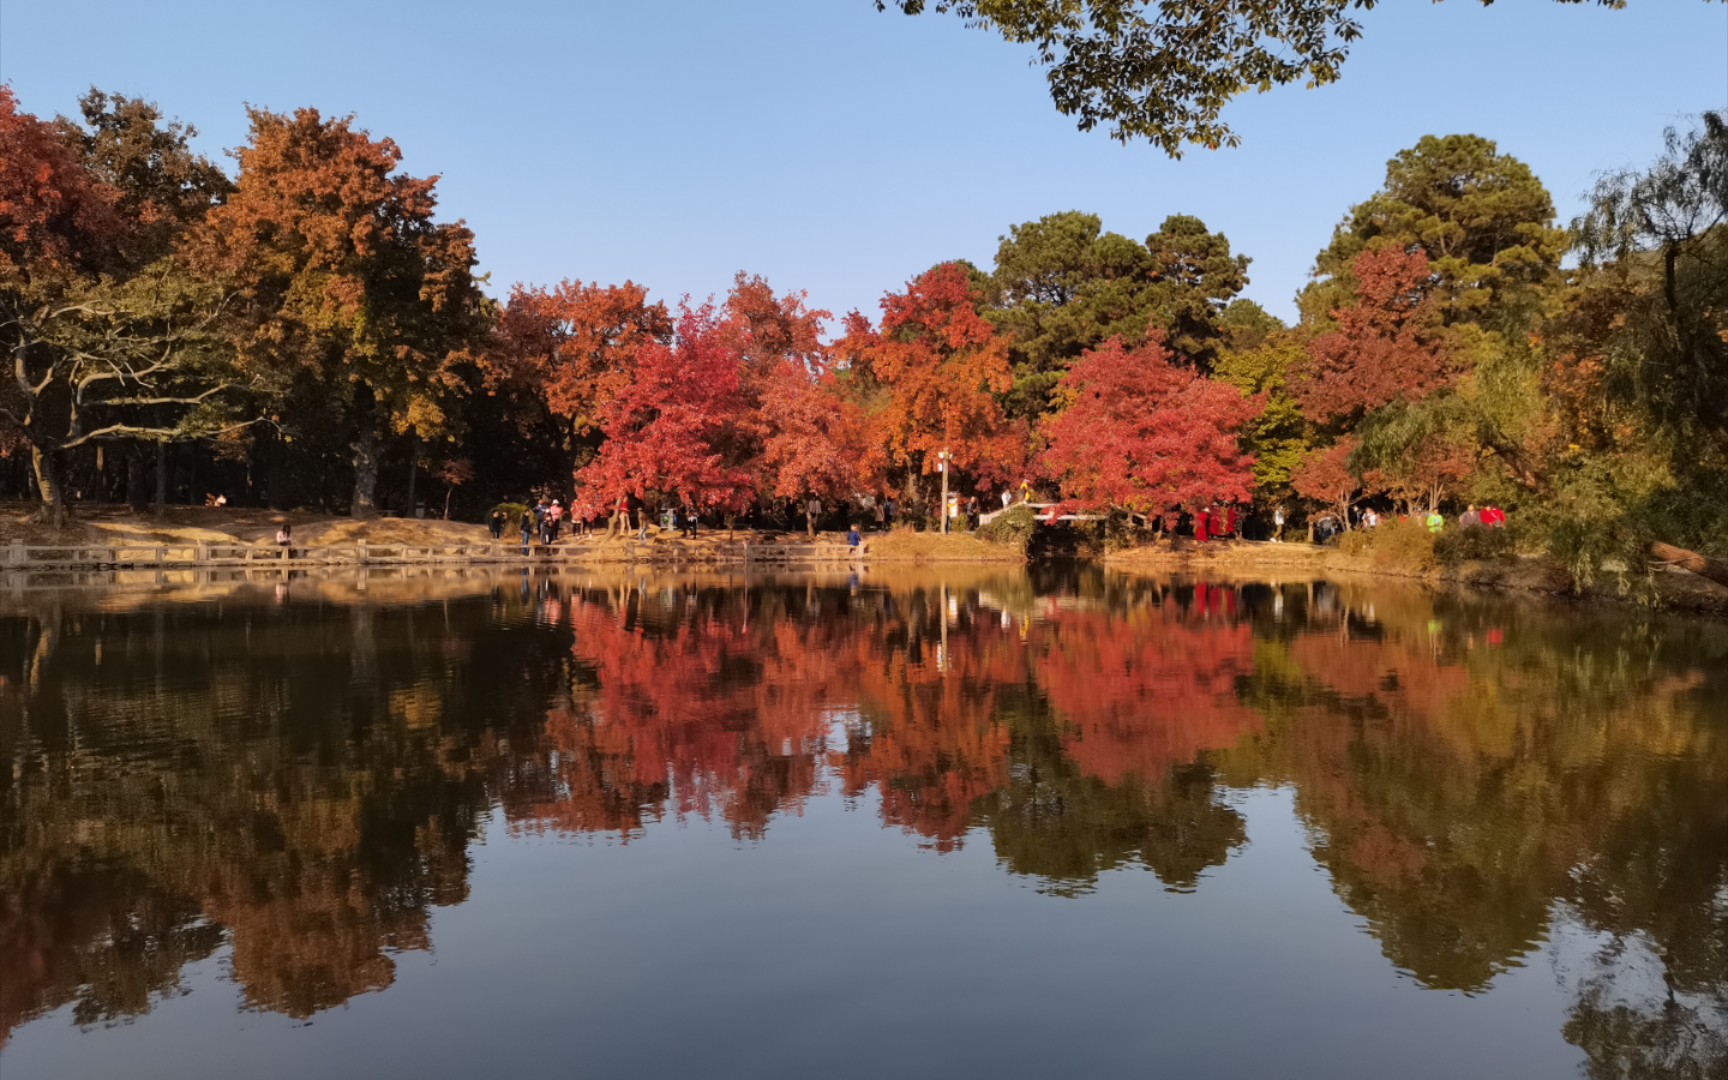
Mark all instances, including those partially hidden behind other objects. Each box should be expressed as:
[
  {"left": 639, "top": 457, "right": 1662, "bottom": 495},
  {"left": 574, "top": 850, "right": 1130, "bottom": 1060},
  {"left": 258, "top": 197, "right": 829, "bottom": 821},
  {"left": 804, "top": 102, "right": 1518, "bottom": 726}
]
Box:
[{"left": 938, "top": 448, "right": 951, "bottom": 535}]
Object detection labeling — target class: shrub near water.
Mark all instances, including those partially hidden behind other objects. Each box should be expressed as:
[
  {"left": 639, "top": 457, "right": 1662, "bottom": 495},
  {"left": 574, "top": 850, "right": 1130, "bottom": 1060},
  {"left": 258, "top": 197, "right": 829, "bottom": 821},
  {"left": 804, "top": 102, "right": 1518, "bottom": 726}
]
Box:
[
  {"left": 978, "top": 503, "right": 1038, "bottom": 553},
  {"left": 1339, "top": 517, "right": 1522, "bottom": 573},
  {"left": 1337, "top": 517, "right": 1436, "bottom": 572},
  {"left": 1433, "top": 523, "right": 1518, "bottom": 563}
]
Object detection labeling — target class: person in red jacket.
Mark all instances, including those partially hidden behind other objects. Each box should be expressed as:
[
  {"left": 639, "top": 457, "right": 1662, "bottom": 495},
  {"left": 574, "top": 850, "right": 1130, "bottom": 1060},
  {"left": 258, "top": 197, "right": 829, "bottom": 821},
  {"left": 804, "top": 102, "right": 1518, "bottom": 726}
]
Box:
[{"left": 1195, "top": 506, "right": 1210, "bottom": 543}]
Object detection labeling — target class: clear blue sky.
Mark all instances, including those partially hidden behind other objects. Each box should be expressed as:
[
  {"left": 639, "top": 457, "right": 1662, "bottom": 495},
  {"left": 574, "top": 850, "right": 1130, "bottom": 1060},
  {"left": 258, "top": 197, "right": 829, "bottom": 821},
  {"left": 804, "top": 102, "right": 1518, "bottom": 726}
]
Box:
[{"left": 2, "top": 1, "right": 1724, "bottom": 328}]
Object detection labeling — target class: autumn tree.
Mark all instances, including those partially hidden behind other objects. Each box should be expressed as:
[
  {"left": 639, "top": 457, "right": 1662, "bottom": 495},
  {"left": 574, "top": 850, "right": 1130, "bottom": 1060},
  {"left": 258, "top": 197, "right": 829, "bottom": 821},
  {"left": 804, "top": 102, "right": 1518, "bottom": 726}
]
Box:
[
  {"left": 187, "top": 106, "right": 487, "bottom": 517},
  {"left": 0, "top": 87, "right": 240, "bottom": 524},
  {"left": 724, "top": 273, "right": 874, "bottom": 530},
  {"left": 62, "top": 90, "right": 238, "bottom": 509},
  {"left": 1298, "top": 247, "right": 1457, "bottom": 428},
  {"left": 574, "top": 302, "right": 760, "bottom": 520},
  {"left": 492, "top": 279, "right": 672, "bottom": 493},
  {"left": 757, "top": 364, "right": 874, "bottom": 530},
  {"left": 1041, "top": 333, "right": 1261, "bottom": 522},
  {"left": 882, "top": 1, "right": 1670, "bottom": 154},
  {"left": 837, "top": 262, "right": 1021, "bottom": 506},
  {"left": 723, "top": 271, "right": 829, "bottom": 375},
  {"left": 1289, "top": 437, "right": 1362, "bottom": 528}
]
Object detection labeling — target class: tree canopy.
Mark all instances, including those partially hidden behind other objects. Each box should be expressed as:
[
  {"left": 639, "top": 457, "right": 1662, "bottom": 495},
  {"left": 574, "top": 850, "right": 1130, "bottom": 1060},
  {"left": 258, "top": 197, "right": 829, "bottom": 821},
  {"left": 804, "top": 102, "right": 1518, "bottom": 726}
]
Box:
[{"left": 880, "top": 1, "right": 1712, "bottom": 155}]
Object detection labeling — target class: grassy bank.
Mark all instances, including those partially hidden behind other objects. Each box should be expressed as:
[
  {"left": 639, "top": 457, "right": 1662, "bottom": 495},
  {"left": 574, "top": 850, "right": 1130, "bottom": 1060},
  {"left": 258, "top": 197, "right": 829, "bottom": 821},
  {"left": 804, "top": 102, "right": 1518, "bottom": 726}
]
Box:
[
  {"left": 862, "top": 525, "right": 1027, "bottom": 564},
  {"left": 1106, "top": 520, "right": 1728, "bottom": 617}
]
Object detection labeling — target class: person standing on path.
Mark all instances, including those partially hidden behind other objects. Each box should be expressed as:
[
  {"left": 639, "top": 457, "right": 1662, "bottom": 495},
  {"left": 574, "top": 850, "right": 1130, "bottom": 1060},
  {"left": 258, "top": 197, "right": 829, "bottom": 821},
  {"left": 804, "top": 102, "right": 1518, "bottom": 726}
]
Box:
[
  {"left": 1272, "top": 505, "right": 1286, "bottom": 543},
  {"left": 489, "top": 509, "right": 506, "bottom": 541},
  {"left": 519, "top": 506, "right": 535, "bottom": 555},
  {"left": 873, "top": 500, "right": 886, "bottom": 531},
  {"left": 1426, "top": 509, "right": 1445, "bottom": 534},
  {"left": 806, "top": 496, "right": 822, "bottom": 539},
  {"left": 1195, "top": 506, "right": 1210, "bottom": 544}
]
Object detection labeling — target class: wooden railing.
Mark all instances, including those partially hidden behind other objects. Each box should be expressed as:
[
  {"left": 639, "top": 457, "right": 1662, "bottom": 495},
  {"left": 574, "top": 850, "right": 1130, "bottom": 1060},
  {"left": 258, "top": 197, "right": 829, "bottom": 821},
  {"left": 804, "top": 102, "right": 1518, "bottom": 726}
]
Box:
[{"left": 0, "top": 538, "right": 870, "bottom": 571}]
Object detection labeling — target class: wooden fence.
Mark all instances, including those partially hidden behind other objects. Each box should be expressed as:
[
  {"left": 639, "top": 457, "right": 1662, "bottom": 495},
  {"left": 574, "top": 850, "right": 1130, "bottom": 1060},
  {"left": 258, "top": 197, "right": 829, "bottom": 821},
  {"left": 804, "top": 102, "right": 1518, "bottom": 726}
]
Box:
[{"left": 0, "top": 538, "right": 869, "bottom": 571}]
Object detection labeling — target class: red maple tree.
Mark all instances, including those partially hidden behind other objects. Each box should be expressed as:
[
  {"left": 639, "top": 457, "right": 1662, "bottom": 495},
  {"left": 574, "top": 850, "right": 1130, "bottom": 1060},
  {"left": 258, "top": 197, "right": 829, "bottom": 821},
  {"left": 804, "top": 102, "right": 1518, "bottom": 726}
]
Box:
[
  {"left": 574, "top": 302, "right": 760, "bottom": 517},
  {"left": 1290, "top": 437, "right": 1363, "bottom": 525},
  {"left": 757, "top": 362, "right": 877, "bottom": 506},
  {"left": 1299, "top": 247, "right": 1458, "bottom": 426},
  {"left": 1041, "top": 333, "right": 1261, "bottom": 518}
]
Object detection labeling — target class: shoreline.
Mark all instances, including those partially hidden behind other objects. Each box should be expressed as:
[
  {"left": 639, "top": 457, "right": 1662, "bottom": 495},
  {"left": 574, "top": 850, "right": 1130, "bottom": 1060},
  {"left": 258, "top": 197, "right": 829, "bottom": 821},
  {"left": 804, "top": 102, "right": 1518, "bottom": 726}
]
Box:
[
  {"left": 1104, "top": 539, "right": 1728, "bottom": 618},
  {"left": 7, "top": 506, "right": 1726, "bottom": 616},
  {"left": 0, "top": 506, "right": 1027, "bottom": 573}
]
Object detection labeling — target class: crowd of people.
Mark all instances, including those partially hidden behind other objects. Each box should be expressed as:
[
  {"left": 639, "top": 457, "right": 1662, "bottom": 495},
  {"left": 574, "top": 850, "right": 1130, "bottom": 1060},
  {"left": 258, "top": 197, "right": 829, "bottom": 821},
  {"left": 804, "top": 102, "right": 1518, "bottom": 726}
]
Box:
[{"left": 475, "top": 485, "right": 1510, "bottom": 553}]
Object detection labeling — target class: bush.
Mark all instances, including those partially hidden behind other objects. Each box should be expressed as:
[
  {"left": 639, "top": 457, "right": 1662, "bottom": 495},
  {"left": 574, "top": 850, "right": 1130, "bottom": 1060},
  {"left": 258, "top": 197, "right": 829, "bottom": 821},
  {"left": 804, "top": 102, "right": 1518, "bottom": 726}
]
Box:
[
  {"left": 1434, "top": 524, "right": 1517, "bottom": 564},
  {"left": 978, "top": 503, "right": 1038, "bottom": 549},
  {"left": 1337, "top": 517, "right": 1436, "bottom": 573},
  {"left": 491, "top": 502, "right": 529, "bottom": 528}
]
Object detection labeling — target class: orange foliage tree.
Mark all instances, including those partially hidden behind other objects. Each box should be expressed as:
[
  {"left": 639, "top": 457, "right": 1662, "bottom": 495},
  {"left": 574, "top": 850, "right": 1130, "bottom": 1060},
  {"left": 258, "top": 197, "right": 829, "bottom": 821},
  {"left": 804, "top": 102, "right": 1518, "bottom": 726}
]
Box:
[
  {"left": 837, "top": 262, "right": 1022, "bottom": 504},
  {"left": 187, "top": 106, "right": 487, "bottom": 516}
]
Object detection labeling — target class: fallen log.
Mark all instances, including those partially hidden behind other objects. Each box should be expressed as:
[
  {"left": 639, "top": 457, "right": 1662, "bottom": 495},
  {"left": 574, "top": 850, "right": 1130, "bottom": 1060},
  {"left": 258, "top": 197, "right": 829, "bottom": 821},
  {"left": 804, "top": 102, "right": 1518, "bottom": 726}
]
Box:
[{"left": 1650, "top": 541, "right": 1728, "bottom": 591}]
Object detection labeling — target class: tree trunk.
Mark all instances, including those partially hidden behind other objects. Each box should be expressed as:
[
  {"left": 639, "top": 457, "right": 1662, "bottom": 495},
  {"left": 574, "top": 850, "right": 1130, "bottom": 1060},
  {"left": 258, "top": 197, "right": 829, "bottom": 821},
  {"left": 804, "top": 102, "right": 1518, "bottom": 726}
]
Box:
[
  {"left": 267, "top": 428, "right": 284, "bottom": 511},
  {"left": 126, "top": 446, "right": 150, "bottom": 513},
  {"left": 405, "top": 436, "right": 420, "bottom": 517},
  {"left": 1651, "top": 541, "right": 1728, "bottom": 591},
  {"left": 351, "top": 415, "right": 381, "bottom": 519},
  {"left": 31, "top": 446, "right": 66, "bottom": 530},
  {"left": 154, "top": 441, "right": 168, "bottom": 517}
]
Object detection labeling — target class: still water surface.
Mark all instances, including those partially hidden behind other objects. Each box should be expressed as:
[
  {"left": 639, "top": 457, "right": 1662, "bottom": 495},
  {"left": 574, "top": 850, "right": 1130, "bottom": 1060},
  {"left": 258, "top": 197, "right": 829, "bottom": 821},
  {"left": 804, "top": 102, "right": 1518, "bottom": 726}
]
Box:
[{"left": 1, "top": 567, "right": 1725, "bottom": 1079}]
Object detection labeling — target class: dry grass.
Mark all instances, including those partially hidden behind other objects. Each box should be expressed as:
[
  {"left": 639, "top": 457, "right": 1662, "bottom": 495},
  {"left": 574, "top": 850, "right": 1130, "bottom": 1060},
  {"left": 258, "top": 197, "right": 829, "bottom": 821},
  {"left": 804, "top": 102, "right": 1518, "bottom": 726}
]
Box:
[
  {"left": 0, "top": 502, "right": 493, "bottom": 548},
  {"left": 866, "top": 526, "right": 1026, "bottom": 563}
]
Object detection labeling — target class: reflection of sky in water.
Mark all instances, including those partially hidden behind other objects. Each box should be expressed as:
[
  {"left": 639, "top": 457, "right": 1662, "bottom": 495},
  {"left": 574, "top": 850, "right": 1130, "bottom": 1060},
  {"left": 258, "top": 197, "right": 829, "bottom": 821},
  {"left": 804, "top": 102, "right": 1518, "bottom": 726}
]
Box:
[{"left": 1, "top": 570, "right": 1724, "bottom": 1078}]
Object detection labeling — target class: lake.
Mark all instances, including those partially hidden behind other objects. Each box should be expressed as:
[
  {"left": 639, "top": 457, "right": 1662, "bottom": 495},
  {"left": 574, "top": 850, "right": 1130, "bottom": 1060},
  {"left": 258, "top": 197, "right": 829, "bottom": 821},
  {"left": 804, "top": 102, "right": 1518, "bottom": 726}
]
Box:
[{"left": 1, "top": 566, "right": 1724, "bottom": 1079}]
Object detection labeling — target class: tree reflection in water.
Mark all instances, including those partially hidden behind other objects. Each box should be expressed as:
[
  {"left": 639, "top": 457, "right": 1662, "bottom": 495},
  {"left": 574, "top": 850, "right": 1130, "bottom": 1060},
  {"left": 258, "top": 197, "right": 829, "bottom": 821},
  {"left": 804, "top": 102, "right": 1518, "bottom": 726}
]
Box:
[{"left": 0, "top": 569, "right": 1724, "bottom": 1076}]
